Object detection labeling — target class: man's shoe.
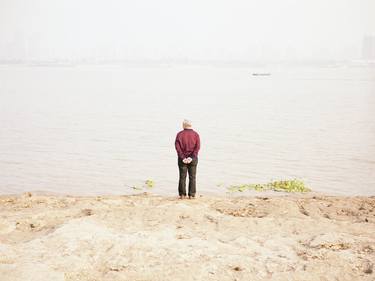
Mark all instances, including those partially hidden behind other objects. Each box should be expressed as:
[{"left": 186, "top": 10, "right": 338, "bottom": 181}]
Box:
[
  {"left": 188, "top": 195, "right": 195, "bottom": 199},
  {"left": 179, "top": 195, "right": 186, "bottom": 199}
]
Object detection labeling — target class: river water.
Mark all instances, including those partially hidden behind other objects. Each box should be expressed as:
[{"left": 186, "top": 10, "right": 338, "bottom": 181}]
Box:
[{"left": 0, "top": 64, "right": 374, "bottom": 196}]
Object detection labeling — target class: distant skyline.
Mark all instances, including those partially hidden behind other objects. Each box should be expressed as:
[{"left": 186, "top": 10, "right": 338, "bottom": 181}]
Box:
[{"left": 1, "top": 0, "right": 375, "bottom": 62}]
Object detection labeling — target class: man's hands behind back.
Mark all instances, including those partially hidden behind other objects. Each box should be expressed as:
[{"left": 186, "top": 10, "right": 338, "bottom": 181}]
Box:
[{"left": 183, "top": 157, "right": 193, "bottom": 164}]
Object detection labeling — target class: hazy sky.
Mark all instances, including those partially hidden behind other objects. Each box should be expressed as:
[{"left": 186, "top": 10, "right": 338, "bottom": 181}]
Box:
[{"left": 0, "top": 0, "right": 374, "bottom": 61}]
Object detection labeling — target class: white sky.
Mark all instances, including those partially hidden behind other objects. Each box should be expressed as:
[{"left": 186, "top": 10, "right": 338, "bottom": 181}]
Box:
[{"left": 0, "top": 0, "right": 374, "bottom": 60}]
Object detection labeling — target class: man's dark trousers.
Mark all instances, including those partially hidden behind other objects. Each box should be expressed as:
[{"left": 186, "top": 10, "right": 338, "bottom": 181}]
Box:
[{"left": 178, "top": 157, "right": 198, "bottom": 197}]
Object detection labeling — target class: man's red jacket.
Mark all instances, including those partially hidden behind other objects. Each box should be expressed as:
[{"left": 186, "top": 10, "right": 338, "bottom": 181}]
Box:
[{"left": 175, "top": 129, "right": 200, "bottom": 159}]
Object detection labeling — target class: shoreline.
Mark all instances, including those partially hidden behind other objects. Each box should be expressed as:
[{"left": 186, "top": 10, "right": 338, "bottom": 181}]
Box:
[
  {"left": 2, "top": 186, "right": 372, "bottom": 198},
  {"left": 0, "top": 192, "right": 374, "bottom": 280}
]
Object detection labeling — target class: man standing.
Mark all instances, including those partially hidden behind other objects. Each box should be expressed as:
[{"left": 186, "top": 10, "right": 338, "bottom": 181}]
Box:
[{"left": 175, "top": 119, "right": 200, "bottom": 199}]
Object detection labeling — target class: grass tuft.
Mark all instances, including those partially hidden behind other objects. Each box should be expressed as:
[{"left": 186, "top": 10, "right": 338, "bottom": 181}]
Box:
[
  {"left": 227, "top": 179, "right": 311, "bottom": 193},
  {"left": 145, "top": 179, "right": 155, "bottom": 188}
]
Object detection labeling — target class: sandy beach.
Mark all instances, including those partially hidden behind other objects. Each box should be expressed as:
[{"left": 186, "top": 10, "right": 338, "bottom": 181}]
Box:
[{"left": 0, "top": 192, "right": 374, "bottom": 281}]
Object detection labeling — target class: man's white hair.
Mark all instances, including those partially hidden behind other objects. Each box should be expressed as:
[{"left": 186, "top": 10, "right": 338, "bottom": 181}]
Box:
[{"left": 183, "top": 119, "right": 192, "bottom": 128}]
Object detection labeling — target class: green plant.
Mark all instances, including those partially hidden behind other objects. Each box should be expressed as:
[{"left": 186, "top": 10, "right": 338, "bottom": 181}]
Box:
[
  {"left": 227, "top": 179, "right": 310, "bottom": 193},
  {"left": 145, "top": 179, "right": 155, "bottom": 188}
]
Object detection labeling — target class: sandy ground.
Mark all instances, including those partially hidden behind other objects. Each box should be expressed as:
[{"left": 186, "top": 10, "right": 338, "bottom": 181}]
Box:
[{"left": 0, "top": 192, "right": 374, "bottom": 281}]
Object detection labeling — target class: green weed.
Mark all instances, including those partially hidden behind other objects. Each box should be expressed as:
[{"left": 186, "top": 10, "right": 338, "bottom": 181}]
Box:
[{"left": 227, "top": 179, "right": 310, "bottom": 193}]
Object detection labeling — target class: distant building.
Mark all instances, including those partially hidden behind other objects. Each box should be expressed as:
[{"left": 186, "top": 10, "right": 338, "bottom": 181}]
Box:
[{"left": 362, "top": 36, "right": 375, "bottom": 61}]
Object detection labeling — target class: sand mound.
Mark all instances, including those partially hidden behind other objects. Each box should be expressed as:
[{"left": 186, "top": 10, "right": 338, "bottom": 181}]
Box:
[{"left": 0, "top": 192, "right": 374, "bottom": 280}]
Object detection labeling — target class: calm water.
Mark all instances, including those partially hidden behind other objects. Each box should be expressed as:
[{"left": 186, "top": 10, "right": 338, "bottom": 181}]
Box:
[{"left": 0, "top": 64, "right": 374, "bottom": 196}]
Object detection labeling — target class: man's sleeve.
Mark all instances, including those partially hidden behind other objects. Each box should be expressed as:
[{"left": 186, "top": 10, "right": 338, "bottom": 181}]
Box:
[
  {"left": 193, "top": 133, "right": 200, "bottom": 158},
  {"left": 175, "top": 134, "right": 185, "bottom": 159}
]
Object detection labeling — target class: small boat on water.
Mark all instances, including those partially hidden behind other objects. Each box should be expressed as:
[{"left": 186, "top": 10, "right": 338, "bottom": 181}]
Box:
[{"left": 252, "top": 73, "right": 271, "bottom": 76}]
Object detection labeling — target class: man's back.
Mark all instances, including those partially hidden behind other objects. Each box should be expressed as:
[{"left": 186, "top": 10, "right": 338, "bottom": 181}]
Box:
[
  {"left": 175, "top": 120, "right": 200, "bottom": 199},
  {"left": 175, "top": 129, "right": 200, "bottom": 159}
]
